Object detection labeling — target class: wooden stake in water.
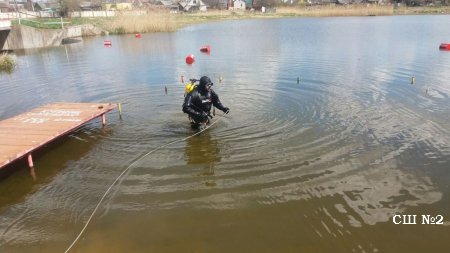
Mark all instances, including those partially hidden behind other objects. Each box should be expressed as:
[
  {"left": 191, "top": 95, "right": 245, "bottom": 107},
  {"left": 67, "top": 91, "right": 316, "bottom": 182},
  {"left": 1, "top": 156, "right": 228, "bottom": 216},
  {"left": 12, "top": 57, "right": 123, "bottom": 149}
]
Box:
[
  {"left": 411, "top": 76, "right": 416, "bottom": 85},
  {"left": 297, "top": 77, "right": 300, "bottom": 84},
  {"left": 165, "top": 86, "right": 168, "bottom": 95},
  {"left": 27, "top": 153, "right": 33, "bottom": 168},
  {"left": 118, "top": 103, "right": 122, "bottom": 118}
]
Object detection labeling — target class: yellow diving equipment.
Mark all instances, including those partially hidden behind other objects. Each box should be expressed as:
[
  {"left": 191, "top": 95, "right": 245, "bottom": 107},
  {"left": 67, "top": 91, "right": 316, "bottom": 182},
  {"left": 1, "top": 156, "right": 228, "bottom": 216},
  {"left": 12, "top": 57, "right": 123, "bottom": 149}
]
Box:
[{"left": 184, "top": 81, "right": 198, "bottom": 96}]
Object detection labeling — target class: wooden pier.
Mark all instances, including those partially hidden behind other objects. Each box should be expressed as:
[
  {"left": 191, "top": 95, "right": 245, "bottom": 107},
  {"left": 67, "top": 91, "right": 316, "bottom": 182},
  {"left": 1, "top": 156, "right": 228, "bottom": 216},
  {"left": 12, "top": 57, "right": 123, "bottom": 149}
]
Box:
[{"left": 0, "top": 102, "right": 117, "bottom": 169}]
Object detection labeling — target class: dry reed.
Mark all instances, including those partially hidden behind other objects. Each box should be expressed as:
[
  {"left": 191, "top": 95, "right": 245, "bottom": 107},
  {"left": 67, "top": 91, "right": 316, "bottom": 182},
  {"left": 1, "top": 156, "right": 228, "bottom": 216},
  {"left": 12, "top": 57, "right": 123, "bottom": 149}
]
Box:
[
  {"left": 0, "top": 53, "right": 16, "bottom": 74},
  {"left": 101, "top": 11, "right": 177, "bottom": 34},
  {"left": 277, "top": 4, "right": 394, "bottom": 17}
]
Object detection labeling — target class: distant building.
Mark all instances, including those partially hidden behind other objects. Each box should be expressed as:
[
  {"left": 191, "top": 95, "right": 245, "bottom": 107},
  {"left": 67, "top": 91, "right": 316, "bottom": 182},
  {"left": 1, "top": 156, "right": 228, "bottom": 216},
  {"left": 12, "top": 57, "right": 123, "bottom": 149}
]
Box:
[
  {"left": 0, "top": 1, "right": 11, "bottom": 13},
  {"left": 33, "top": 1, "right": 61, "bottom": 12},
  {"left": 79, "top": 1, "right": 103, "bottom": 11},
  {"left": 0, "top": 0, "right": 27, "bottom": 12},
  {"left": 104, "top": 2, "right": 133, "bottom": 10},
  {"left": 178, "top": 0, "right": 207, "bottom": 12},
  {"left": 155, "top": 0, "right": 179, "bottom": 10},
  {"left": 233, "top": 0, "right": 246, "bottom": 9}
]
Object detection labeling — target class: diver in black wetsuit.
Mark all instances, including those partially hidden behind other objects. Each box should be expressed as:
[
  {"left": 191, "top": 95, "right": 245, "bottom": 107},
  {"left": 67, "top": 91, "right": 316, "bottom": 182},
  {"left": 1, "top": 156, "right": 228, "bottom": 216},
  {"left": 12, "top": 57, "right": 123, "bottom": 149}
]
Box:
[{"left": 182, "top": 76, "right": 230, "bottom": 130}]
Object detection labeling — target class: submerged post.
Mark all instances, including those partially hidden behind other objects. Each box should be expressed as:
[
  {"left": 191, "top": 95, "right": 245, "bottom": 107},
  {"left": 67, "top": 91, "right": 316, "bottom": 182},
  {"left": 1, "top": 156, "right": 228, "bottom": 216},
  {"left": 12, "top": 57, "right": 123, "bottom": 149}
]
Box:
[
  {"left": 102, "top": 113, "right": 106, "bottom": 126},
  {"left": 27, "top": 153, "right": 34, "bottom": 168}
]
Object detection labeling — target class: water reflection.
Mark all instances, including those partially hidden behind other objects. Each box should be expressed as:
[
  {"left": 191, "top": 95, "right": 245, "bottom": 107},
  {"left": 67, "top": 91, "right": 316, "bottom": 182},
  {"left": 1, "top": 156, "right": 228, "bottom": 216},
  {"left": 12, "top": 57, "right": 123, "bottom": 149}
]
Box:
[
  {"left": 0, "top": 127, "right": 105, "bottom": 212},
  {"left": 185, "top": 131, "right": 221, "bottom": 166},
  {"left": 184, "top": 131, "right": 221, "bottom": 188}
]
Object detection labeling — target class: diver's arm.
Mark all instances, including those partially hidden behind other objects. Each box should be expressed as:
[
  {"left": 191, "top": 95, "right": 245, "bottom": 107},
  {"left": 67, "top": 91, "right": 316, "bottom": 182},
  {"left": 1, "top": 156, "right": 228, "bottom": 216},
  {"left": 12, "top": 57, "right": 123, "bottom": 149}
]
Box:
[{"left": 211, "top": 90, "right": 227, "bottom": 112}]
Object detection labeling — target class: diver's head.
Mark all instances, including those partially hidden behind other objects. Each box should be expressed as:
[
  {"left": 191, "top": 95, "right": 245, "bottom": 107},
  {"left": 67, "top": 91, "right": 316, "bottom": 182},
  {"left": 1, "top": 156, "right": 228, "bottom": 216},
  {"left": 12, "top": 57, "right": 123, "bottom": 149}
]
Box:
[{"left": 199, "top": 76, "right": 213, "bottom": 92}]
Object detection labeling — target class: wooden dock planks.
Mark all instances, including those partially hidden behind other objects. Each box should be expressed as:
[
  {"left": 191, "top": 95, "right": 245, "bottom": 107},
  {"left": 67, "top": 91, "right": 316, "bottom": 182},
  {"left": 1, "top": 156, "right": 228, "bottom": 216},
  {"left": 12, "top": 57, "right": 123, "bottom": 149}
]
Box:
[{"left": 0, "top": 102, "right": 117, "bottom": 169}]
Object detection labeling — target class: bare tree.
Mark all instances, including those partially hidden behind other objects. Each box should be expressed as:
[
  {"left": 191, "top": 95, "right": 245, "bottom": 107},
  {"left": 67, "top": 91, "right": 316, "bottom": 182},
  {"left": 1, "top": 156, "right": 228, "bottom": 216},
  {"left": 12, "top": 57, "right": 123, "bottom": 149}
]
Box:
[{"left": 60, "top": 0, "right": 83, "bottom": 16}]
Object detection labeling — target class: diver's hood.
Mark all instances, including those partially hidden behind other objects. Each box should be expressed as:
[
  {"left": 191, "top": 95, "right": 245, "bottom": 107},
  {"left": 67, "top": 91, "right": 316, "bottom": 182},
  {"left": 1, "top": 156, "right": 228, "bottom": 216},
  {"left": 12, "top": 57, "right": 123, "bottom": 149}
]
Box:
[{"left": 198, "top": 76, "right": 213, "bottom": 92}]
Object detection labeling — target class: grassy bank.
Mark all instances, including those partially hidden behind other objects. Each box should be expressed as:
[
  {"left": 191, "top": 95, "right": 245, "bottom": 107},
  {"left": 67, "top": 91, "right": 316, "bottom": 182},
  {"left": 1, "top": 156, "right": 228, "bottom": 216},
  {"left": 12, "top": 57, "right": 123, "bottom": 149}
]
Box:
[
  {"left": 0, "top": 53, "right": 16, "bottom": 74},
  {"left": 394, "top": 5, "right": 450, "bottom": 15},
  {"left": 277, "top": 4, "right": 394, "bottom": 16}
]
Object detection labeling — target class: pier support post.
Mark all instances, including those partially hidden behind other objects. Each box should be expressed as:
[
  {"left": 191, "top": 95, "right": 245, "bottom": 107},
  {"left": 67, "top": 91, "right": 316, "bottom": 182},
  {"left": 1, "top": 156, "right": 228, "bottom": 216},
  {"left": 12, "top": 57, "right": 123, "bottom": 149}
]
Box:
[
  {"left": 102, "top": 113, "right": 106, "bottom": 126},
  {"left": 27, "top": 153, "right": 34, "bottom": 168}
]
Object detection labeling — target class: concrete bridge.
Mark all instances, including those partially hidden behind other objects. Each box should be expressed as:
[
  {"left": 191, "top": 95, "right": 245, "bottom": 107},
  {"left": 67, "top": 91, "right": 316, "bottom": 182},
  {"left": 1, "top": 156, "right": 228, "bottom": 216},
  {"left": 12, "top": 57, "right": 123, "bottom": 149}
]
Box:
[
  {"left": 0, "top": 19, "right": 11, "bottom": 51},
  {"left": 1, "top": 23, "right": 106, "bottom": 51}
]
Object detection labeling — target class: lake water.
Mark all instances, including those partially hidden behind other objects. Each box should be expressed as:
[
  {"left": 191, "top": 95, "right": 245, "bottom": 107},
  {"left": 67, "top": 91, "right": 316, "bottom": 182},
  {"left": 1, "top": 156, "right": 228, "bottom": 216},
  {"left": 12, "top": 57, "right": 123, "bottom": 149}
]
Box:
[{"left": 1, "top": 15, "right": 450, "bottom": 252}]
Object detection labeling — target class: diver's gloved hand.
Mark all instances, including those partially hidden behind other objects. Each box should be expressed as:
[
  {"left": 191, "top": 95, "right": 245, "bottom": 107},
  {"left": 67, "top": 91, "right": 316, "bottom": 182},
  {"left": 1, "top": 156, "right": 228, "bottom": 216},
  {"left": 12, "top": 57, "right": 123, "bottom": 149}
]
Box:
[
  {"left": 200, "top": 111, "right": 209, "bottom": 121},
  {"left": 222, "top": 107, "right": 230, "bottom": 114}
]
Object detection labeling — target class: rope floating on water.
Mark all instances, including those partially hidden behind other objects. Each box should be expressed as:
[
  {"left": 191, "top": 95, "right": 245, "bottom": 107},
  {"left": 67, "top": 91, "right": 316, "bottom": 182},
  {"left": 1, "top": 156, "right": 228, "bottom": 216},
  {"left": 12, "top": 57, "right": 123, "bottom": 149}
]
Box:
[{"left": 64, "top": 113, "right": 226, "bottom": 253}]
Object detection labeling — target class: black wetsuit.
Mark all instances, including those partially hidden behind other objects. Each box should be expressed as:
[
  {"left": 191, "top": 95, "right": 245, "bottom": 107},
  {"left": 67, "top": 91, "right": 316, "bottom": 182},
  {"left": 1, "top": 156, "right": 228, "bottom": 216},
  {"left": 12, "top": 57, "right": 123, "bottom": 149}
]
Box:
[{"left": 182, "top": 87, "right": 226, "bottom": 126}]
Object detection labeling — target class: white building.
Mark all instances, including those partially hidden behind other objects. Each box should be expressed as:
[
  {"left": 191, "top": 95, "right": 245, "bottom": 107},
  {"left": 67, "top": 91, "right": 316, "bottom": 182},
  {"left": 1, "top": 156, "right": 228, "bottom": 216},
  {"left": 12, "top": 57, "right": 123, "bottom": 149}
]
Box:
[
  {"left": 178, "top": 0, "right": 207, "bottom": 12},
  {"left": 233, "top": 0, "right": 245, "bottom": 10}
]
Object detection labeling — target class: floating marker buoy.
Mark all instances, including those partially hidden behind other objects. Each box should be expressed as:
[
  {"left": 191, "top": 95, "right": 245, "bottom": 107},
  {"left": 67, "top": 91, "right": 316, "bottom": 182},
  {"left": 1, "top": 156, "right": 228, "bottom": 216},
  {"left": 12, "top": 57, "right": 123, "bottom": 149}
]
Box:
[
  {"left": 200, "top": 45, "right": 211, "bottom": 53},
  {"left": 439, "top": 43, "right": 450, "bottom": 50},
  {"left": 135, "top": 33, "right": 141, "bottom": 38},
  {"left": 219, "top": 75, "right": 222, "bottom": 83},
  {"left": 186, "top": 54, "right": 195, "bottom": 64},
  {"left": 104, "top": 40, "right": 112, "bottom": 46}
]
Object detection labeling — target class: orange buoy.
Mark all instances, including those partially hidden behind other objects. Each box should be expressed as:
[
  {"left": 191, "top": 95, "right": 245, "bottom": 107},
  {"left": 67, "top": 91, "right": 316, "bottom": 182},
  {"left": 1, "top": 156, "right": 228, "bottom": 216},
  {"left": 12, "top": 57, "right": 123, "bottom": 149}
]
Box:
[
  {"left": 104, "top": 40, "right": 112, "bottom": 46},
  {"left": 135, "top": 33, "right": 141, "bottom": 38},
  {"left": 200, "top": 45, "right": 211, "bottom": 53},
  {"left": 439, "top": 43, "right": 450, "bottom": 50},
  {"left": 186, "top": 54, "right": 195, "bottom": 64}
]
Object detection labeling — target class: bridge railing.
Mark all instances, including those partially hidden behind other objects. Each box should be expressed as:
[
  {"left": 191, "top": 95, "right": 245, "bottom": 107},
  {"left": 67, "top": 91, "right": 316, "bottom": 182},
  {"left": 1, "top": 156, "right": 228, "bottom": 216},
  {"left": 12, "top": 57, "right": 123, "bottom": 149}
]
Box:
[
  {"left": 0, "top": 11, "right": 60, "bottom": 19},
  {"left": 0, "top": 10, "right": 149, "bottom": 20},
  {"left": 5, "top": 11, "right": 71, "bottom": 29}
]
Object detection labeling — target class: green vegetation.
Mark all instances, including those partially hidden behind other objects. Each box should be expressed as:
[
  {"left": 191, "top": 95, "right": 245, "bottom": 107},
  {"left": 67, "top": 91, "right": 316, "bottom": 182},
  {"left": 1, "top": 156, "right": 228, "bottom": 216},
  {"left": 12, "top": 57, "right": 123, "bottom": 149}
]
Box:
[
  {"left": 0, "top": 53, "right": 16, "bottom": 74},
  {"left": 12, "top": 18, "right": 71, "bottom": 29}
]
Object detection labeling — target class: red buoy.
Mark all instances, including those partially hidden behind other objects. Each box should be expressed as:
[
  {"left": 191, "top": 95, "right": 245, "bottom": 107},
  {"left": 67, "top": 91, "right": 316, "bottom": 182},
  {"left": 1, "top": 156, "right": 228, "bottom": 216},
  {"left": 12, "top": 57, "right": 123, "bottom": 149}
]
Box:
[
  {"left": 135, "top": 33, "right": 141, "bottom": 38},
  {"left": 104, "top": 40, "right": 112, "bottom": 46},
  {"left": 439, "top": 43, "right": 450, "bottom": 51},
  {"left": 200, "top": 45, "right": 211, "bottom": 54},
  {"left": 185, "top": 54, "right": 195, "bottom": 64}
]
